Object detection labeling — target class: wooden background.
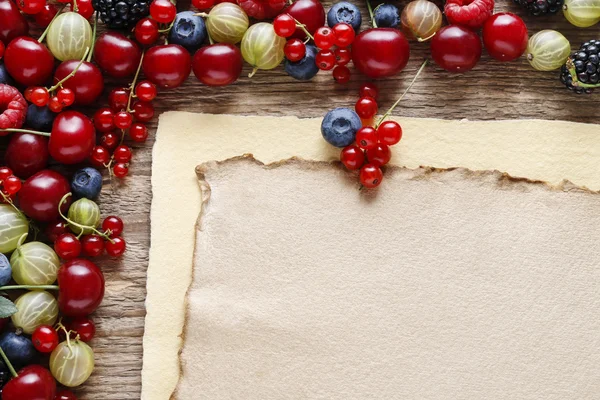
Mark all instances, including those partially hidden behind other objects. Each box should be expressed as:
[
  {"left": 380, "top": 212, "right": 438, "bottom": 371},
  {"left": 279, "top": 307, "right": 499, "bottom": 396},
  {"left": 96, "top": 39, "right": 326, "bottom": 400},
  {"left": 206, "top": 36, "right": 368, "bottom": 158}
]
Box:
[{"left": 65, "top": 0, "right": 600, "bottom": 398}]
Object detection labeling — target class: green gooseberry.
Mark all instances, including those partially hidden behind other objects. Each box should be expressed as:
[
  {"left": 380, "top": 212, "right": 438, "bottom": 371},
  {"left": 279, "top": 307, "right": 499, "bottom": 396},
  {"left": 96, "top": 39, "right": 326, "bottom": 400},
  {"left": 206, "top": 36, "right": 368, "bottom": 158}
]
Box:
[
  {"left": 68, "top": 198, "right": 101, "bottom": 235},
  {"left": 50, "top": 340, "right": 95, "bottom": 387},
  {"left": 10, "top": 241, "right": 60, "bottom": 286},
  {"left": 11, "top": 291, "right": 59, "bottom": 334},
  {"left": 206, "top": 3, "right": 249, "bottom": 44},
  {"left": 241, "top": 22, "right": 285, "bottom": 77},
  {"left": 46, "top": 12, "right": 93, "bottom": 61},
  {"left": 0, "top": 204, "right": 29, "bottom": 254}
]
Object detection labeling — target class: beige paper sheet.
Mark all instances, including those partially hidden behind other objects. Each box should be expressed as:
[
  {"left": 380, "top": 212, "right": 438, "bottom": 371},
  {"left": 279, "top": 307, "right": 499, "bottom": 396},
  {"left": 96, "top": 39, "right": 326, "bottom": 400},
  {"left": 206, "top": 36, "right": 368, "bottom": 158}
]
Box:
[
  {"left": 143, "top": 113, "right": 600, "bottom": 400},
  {"left": 172, "top": 157, "right": 600, "bottom": 399}
]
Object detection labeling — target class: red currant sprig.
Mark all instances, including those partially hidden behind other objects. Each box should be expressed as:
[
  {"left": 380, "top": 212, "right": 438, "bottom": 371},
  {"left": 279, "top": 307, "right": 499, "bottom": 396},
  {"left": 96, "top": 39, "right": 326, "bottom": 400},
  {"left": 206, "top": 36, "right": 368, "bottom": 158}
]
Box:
[{"left": 313, "top": 23, "right": 355, "bottom": 84}]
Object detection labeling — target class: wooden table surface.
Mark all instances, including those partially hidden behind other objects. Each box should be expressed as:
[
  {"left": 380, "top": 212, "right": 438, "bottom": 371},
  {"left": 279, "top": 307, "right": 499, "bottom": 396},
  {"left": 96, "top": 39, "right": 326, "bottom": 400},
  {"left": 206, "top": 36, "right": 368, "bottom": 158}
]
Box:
[{"left": 79, "top": 0, "right": 599, "bottom": 398}]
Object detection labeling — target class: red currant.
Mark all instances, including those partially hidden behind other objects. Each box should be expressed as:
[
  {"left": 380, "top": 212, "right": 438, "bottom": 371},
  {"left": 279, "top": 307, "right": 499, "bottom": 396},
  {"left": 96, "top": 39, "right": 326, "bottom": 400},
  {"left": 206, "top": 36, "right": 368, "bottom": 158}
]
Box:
[
  {"left": 135, "top": 18, "right": 160, "bottom": 46},
  {"left": 150, "top": 0, "right": 177, "bottom": 23},
  {"left": 334, "top": 47, "right": 351, "bottom": 66},
  {"left": 17, "top": 0, "right": 46, "bottom": 14},
  {"left": 109, "top": 88, "right": 129, "bottom": 111},
  {"left": 55, "top": 233, "right": 82, "bottom": 260},
  {"left": 0, "top": 168, "right": 12, "bottom": 180},
  {"left": 359, "top": 164, "right": 383, "bottom": 188},
  {"left": 34, "top": 4, "right": 59, "bottom": 27},
  {"left": 48, "top": 96, "right": 63, "bottom": 113},
  {"left": 31, "top": 325, "right": 59, "bottom": 353},
  {"left": 94, "top": 108, "right": 115, "bottom": 132},
  {"left": 355, "top": 126, "right": 378, "bottom": 150},
  {"left": 129, "top": 123, "right": 149, "bottom": 142},
  {"left": 102, "top": 216, "right": 124, "bottom": 237},
  {"left": 114, "top": 111, "right": 133, "bottom": 130},
  {"left": 66, "top": 316, "right": 96, "bottom": 342},
  {"left": 132, "top": 101, "right": 155, "bottom": 122},
  {"left": 24, "top": 87, "right": 34, "bottom": 102},
  {"left": 314, "top": 26, "right": 336, "bottom": 50},
  {"left": 105, "top": 236, "right": 126, "bottom": 256},
  {"left": 192, "top": 0, "right": 214, "bottom": 9},
  {"left": 45, "top": 221, "right": 69, "bottom": 243},
  {"left": 113, "top": 163, "right": 129, "bottom": 179},
  {"left": 90, "top": 146, "right": 110, "bottom": 168},
  {"left": 366, "top": 143, "right": 391, "bottom": 166},
  {"left": 81, "top": 235, "right": 105, "bottom": 257},
  {"left": 135, "top": 80, "right": 157, "bottom": 102},
  {"left": 359, "top": 82, "right": 378, "bottom": 100},
  {"left": 57, "top": 87, "right": 75, "bottom": 107},
  {"left": 332, "top": 23, "right": 355, "bottom": 47},
  {"left": 340, "top": 144, "right": 365, "bottom": 170},
  {"left": 377, "top": 121, "right": 402, "bottom": 146},
  {"left": 332, "top": 65, "right": 350, "bottom": 83},
  {"left": 355, "top": 96, "right": 378, "bottom": 119},
  {"left": 274, "top": 14, "right": 296, "bottom": 38},
  {"left": 315, "top": 49, "right": 336, "bottom": 70},
  {"left": 71, "top": 0, "right": 94, "bottom": 19},
  {"left": 114, "top": 145, "right": 132, "bottom": 163},
  {"left": 3, "top": 175, "right": 21, "bottom": 195},
  {"left": 55, "top": 389, "right": 78, "bottom": 400},
  {"left": 30, "top": 87, "right": 49, "bottom": 106},
  {"left": 99, "top": 131, "right": 119, "bottom": 151},
  {"left": 284, "top": 39, "right": 306, "bottom": 62}
]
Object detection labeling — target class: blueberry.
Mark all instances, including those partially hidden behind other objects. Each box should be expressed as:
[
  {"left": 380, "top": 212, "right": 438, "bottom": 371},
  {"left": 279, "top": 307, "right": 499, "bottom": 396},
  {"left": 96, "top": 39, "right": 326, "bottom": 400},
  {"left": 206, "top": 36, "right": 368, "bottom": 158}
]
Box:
[
  {"left": 168, "top": 11, "right": 207, "bottom": 51},
  {"left": 71, "top": 167, "right": 103, "bottom": 200},
  {"left": 285, "top": 45, "right": 319, "bottom": 81},
  {"left": 25, "top": 104, "right": 56, "bottom": 132},
  {"left": 0, "top": 64, "right": 13, "bottom": 86},
  {"left": 0, "top": 332, "right": 36, "bottom": 371},
  {"left": 374, "top": 4, "right": 400, "bottom": 28},
  {"left": 0, "top": 255, "right": 11, "bottom": 287},
  {"left": 327, "top": 2, "right": 362, "bottom": 32},
  {"left": 321, "top": 108, "right": 362, "bottom": 148}
]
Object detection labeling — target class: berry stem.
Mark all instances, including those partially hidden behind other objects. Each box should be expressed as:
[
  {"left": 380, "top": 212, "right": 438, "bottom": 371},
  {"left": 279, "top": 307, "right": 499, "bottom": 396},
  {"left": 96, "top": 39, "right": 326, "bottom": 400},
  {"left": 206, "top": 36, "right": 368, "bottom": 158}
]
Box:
[
  {"left": 0, "top": 285, "right": 59, "bottom": 290},
  {"left": 0, "top": 191, "right": 26, "bottom": 220},
  {"left": 0, "top": 347, "right": 17, "bottom": 378},
  {"left": 248, "top": 68, "right": 258, "bottom": 78},
  {"left": 366, "top": 0, "right": 377, "bottom": 28},
  {"left": 47, "top": 47, "right": 90, "bottom": 93},
  {"left": 158, "top": 20, "right": 176, "bottom": 33},
  {"left": 87, "top": 14, "right": 98, "bottom": 63},
  {"left": 292, "top": 17, "right": 314, "bottom": 40},
  {"left": 126, "top": 52, "right": 145, "bottom": 113},
  {"left": 2, "top": 128, "right": 51, "bottom": 137},
  {"left": 375, "top": 59, "right": 428, "bottom": 129},
  {"left": 38, "top": 4, "right": 66, "bottom": 43},
  {"left": 72, "top": 0, "right": 78, "bottom": 12},
  {"left": 58, "top": 193, "right": 115, "bottom": 242}
]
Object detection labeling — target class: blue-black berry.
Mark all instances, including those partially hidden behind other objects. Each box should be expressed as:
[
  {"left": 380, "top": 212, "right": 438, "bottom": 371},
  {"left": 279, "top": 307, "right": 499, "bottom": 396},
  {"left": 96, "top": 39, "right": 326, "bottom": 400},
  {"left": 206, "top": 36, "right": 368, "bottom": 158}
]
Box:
[
  {"left": 168, "top": 11, "right": 208, "bottom": 51},
  {"left": 327, "top": 2, "right": 362, "bottom": 32},
  {"left": 285, "top": 45, "right": 319, "bottom": 81},
  {"left": 321, "top": 108, "right": 362, "bottom": 148},
  {"left": 71, "top": 167, "right": 103, "bottom": 200}
]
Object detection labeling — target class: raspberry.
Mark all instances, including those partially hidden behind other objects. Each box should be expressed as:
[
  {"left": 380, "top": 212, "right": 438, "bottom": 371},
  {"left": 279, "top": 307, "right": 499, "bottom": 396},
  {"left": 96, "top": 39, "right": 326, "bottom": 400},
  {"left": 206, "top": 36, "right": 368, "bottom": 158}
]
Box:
[
  {"left": 0, "top": 84, "right": 27, "bottom": 135},
  {"left": 444, "top": 0, "right": 494, "bottom": 30},
  {"left": 238, "top": 0, "right": 286, "bottom": 19}
]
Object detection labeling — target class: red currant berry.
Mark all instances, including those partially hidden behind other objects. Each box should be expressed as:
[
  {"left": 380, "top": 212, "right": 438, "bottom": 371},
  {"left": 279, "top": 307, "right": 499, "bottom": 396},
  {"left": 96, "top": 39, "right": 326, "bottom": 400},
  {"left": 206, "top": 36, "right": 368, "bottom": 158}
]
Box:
[
  {"left": 332, "top": 23, "right": 355, "bottom": 47},
  {"left": 316, "top": 49, "right": 336, "bottom": 70},
  {"left": 332, "top": 65, "right": 350, "bottom": 83},
  {"left": 114, "top": 145, "right": 132, "bottom": 163},
  {"left": 105, "top": 236, "right": 126, "bottom": 256},
  {"left": 81, "top": 235, "right": 105, "bottom": 257},
  {"left": 366, "top": 143, "right": 391, "bottom": 166},
  {"left": 34, "top": 4, "right": 59, "bottom": 27},
  {"left": 102, "top": 216, "right": 124, "bottom": 237},
  {"left": 31, "top": 325, "right": 59, "bottom": 353},
  {"left": 114, "top": 111, "right": 133, "bottom": 130},
  {"left": 90, "top": 146, "right": 110, "bottom": 168},
  {"left": 66, "top": 316, "right": 96, "bottom": 342},
  {"left": 93, "top": 108, "right": 115, "bottom": 133},
  {"left": 48, "top": 96, "right": 63, "bottom": 113},
  {"left": 135, "top": 80, "right": 157, "bottom": 102},
  {"left": 129, "top": 123, "right": 149, "bottom": 142},
  {"left": 150, "top": 0, "right": 177, "bottom": 23},
  {"left": 55, "top": 389, "right": 78, "bottom": 400},
  {"left": 24, "top": 87, "right": 34, "bottom": 102},
  {"left": 70, "top": 0, "right": 94, "bottom": 19},
  {"left": 314, "top": 26, "right": 336, "bottom": 50},
  {"left": 355, "top": 126, "right": 378, "bottom": 150},
  {"left": 57, "top": 87, "right": 75, "bottom": 107},
  {"left": 99, "top": 131, "right": 119, "bottom": 151},
  {"left": 359, "top": 163, "right": 383, "bottom": 188},
  {"left": 55, "top": 233, "right": 82, "bottom": 260},
  {"left": 192, "top": 0, "right": 214, "bottom": 9},
  {"left": 3, "top": 175, "right": 21, "bottom": 195},
  {"left": 135, "top": 18, "right": 160, "bottom": 46},
  {"left": 0, "top": 167, "right": 12, "bottom": 180},
  {"left": 359, "top": 82, "right": 378, "bottom": 100},
  {"left": 355, "top": 96, "right": 378, "bottom": 119},
  {"left": 113, "top": 163, "right": 129, "bottom": 179},
  {"left": 377, "top": 120, "right": 402, "bottom": 146},
  {"left": 274, "top": 14, "right": 296, "bottom": 38},
  {"left": 334, "top": 47, "right": 351, "bottom": 66},
  {"left": 284, "top": 39, "right": 306, "bottom": 62},
  {"left": 45, "top": 221, "right": 69, "bottom": 243},
  {"left": 109, "top": 88, "right": 129, "bottom": 111},
  {"left": 17, "top": 0, "right": 46, "bottom": 14},
  {"left": 30, "top": 87, "right": 49, "bottom": 107},
  {"left": 340, "top": 144, "right": 365, "bottom": 170},
  {"left": 132, "top": 101, "right": 155, "bottom": 122}
]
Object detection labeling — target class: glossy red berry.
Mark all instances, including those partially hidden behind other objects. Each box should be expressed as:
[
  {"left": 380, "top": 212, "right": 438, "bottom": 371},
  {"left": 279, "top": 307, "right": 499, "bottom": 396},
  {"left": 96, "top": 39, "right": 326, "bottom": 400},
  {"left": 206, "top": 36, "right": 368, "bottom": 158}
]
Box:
[
  {"left": 105, "top": 236, "right": 127, "bottom": 256},
  {"left": 114, "top": 145, "right": 132, "bottom": 163},
  {"left": 0, "top": 41, "right": 4, "bottom": 60},
  {"left": 3, "top": 175, "right": 21, "bottom": 195},
  {"left": 132, "top": 101, "right": 155, "bottom": 122},
  {"left": 355, "top": 126, "right": 378, "bottom": 150},
  {"left": 4, "top": 37, "right": 54, "bottom": 86},
  {"left": 19, "top": 170, "right": 71, "bottom": 222},
  {"left": 332, "top": 65, "right": 351, "bottom": 83},
  {"left": 274, "top": 14, "right": 296, "bottom": 37},
  {"left": 53, "top": 60, "right": 104, "bottom": 106},
  {"left": 90, "top": 146, "right": 110, "bottom": 168},
  {"left": 135, "top": 80, "right": 157, "bottom": 102},
  {"left": 192, "top": 0, "right": 214, "bottom": 9},
  {"left": 377, "top": 121, "right": 402, "bottom": 146},
  {"left": 30, "top": 87, "right": 50, "bottom": 107},
  {"left": 129, "top": 123, "right": 149, "bottom": 142},
  {"left": 482, "top": 13, "right": 528, "bottom": 62},
  {"left": 4, "top": 132, "right": 47, "bottom": 178},
  {"left": 17, "top": 0, "right": 46, "bottom": 15},
  {"left": 81, "top": 235, "right": 105, "bottom": 257},
  {"left": 340, "top": 144, "right": 365, "bottom": 170},
  {"left": 48, "top": 111, "right": 96, "bottom": 164},
  {"left": 0, "top": 167, "right": 12, "bottom": 180},
  {"left": 142, "top": 44, "right": 192, "bottom": 89},
  {"left": 150, "top": 0, "right": 177, "bottom": 23},
  {"left": 48, "top": 96, "right": 63, "bottom": 113},
  {"left": 359, "top": 82, "right": 378, "bottom": 100},
  {"left": 102, "top": 216, "right": 124, "bottom": 237},
  {"left": 99, "top": 131, "right": 119, "bottom": 151},
  {"left": 113, "top": 163, "right": 129, "bottom": 179},
  {"left": 316, "top": 49, "right": 336, "bottom": 70},
  {"left": 94, "top": 32, "right": 142, "bottom": 79},
  {"left": 314, "top": 26, "right": 336, "bottom": 50},
  {"left": 32, "top": 325, "right": 59, "bottom": 353},
  {"left": 355, "top": 96, "right": 378, "bottom": 119},
  {"left": 366, "top": 143, "right": 391, "bottom": 166},
  {"left": 57, "top": 87, "right": 75, "bottom": 107},
  {"left": 334, "top": 47, "right": 351, "bottom": 66},
  {"left": 109, "top": 88, "right": 129, "bottom": 111},
  {"left": 55, "top": 233, "right": 82, "bottom": 260},
  {"left": 34, "top": 4, "right": 59, "bottom": 27},
  {"left": 135, "top": 18, "right": 160, "bottom": 45},
  {"left": 352, "top": 28, "right": 410, "bottom": 78},
  {"left": 284, "top": 39, "right": 306, "bottom": 62},
  {"left": 192, "top": 43, "right": 243, "bottom": 87},
  {"left": 55, "top": 389, "right": 78, "bottom": 400},
  {"left": 1, "top": 365, "right": 56, "bottom": 400},
  {"left": 332, "top": 23, "right": 355, "bottom": 47},
  {"left": 93, "top": 108, "right": 115, "bottom": 132},
  {"left": 70, "top": 0, "right": 94, "bottom": 19},
  {"left": 65, "top": 317, "right": 96, "bottom": 343},
  {"left": 45, "top": 221, "right": 69, "bottom": 243},
  {"left": 284, "top": 0, "right": 325, "bottom": 39},
  {"left": 431, "top": 25, "right": 482, "bottom": 72},
  {"left": 57, "top": 258, "right": 105, "bottom": 317},
  {"left": 359, "top": 163, "right": 383, "bottom": 188},
  {"left": 114, "top": 111, "right": 133, "bottom": 129}
]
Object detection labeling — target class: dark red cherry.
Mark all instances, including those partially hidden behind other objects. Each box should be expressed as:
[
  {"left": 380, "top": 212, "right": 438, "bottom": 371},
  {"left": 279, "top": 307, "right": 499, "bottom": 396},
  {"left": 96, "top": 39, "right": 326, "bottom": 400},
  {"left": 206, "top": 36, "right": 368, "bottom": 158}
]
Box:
[
  {"left": 142, "top": 44, "right": 191, "bottom": 88},
  {"left": 352, "top": 28, "right": 410, "bottom": 78},
  {"left": 94, "top": 32, "right": 142, "bottom": 78},
  {"left": 284, "top": 0, "right": 325, "bottom": 40},
  {"left": 54, "top": 60, "right": 104, "bottom": 105},
  {"left": 2, "top": 365, "right": 56, "bottom": 400},
  {"left": 5, "top": 132, "right": 49, "bottom": 178},
  {"left": 4, "top": 37, "right": 54, "bottom": 86},
  {"left": 431, "top": 25, "right": 481, "bottom": 72},
  {"left": 192, "top": 44, "right": 242, "bottom": 86},
  {"left": 49, "top": 111, "right": 95, "bottom": 164},
  {"left": 18, "top": 169, "right": 71, "bottom": 222},
  {"left": 57, "top": 258, "right": 105, "bottom": 317},
  {"left": 0, "top": 0, "right": 29, "bottom": 44}
]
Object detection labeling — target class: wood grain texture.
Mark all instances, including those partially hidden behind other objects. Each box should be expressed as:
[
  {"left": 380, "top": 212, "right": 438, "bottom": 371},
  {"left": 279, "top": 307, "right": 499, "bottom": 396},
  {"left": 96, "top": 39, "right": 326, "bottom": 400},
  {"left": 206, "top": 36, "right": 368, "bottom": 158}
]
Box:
[{"left": 58, "top": 0, "right": 599, "bottom": 398}]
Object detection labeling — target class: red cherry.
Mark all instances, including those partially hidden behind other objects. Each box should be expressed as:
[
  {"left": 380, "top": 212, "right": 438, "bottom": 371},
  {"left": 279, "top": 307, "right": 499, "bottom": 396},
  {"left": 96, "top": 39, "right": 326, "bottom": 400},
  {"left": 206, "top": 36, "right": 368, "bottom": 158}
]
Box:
[
  {"left": 81, "top": 234, "right": 104, "bottom": 257},
  {"left": 5, "top": 133, "right": 49, "bottom": 178},
  {"left": 150, "top": 0, "right": 177, "bottom": 23},
  {"left": 359, "top": 82, "right": 378, "bottom": 100},
  {"left": 352, "top": 28, "right": 410, "bottom": 78},
  {"left": 4, "top": 37, "right": 54, "bottom": 86},
  {"left": 55, "top": 389, "right": 78, "bottom": 400},
  {"left": 192, "top": 44, "right": 242, "bottom": 87},
  {"left": 49, "top": 111, "right": 96, "bottom": 164},
  {"left": 143, "top": 44, "right": 192, "bottom": 88},
  {"left": 377, "top": 120, "right": 402, "bottom": 145},
  {"left": 366, "top": 143, "right": 391, "bottom": 166},
  {"left": 340, "top": 144, "right": 365, "bottom": 170},
  {"left": 108, "top": 88, "right": 129, "bottom": 111},
  {"left": 114, "top": 110, "right": 133, "bottom": 129},
  {"left": 332, "top": 65, "right": 351, "bottom": 83},
  {"left": 19, "top": 170, "right": 71, "bottom": 222},
  {"left": 45, "top": 221, "right": 69, "bottom": 242},
  {"left": 90, "top": 146, "right": 110, "bottom": 168},
  {"left": 99, "top": 131, "right": 119, "bottom": 151},
  {"left": 332, "top": 23, "right": 355, "bottom": 47},
  {"left": 0, "top": 0, "right": 29, "bottom": 44},
  {"left": 482, "top": 13, "right": 528, "bottom": 62},
  {"left": 134, "top": 17, "right": 160, "bottom": 45},
  {"left": 239, "top": 0, "right": 286, "bottom": 19},
  {"left": 316, "top": 49, "right": 336, "bottom": 70},
  {"left": 54, "top": 233, "right": 82, "bottom": 260},
  {"left": 2, "top": 365, "right": 56, "bottom": 400},
  {"left": 32, "top": 325, "right": 59, "bottom": 353},
  {"left": 94, "top": 32, "right": 142, "bottom": 78},
  {"left": 93, "top": 107, "right": 115, "bottom": 132},
  {"left": 355, "top": 96, "right": 378, "bottom": 119},
  {"left": 334, "top": 47, "right": 351, "bottom": 66},
  {"left": 274, "top": 14, "right": 296, "bottom": 37},
  {"left": 132, "top": 101, "right": 154, "bottom": 122},
  {"left": 284, "top": 0, "right": 325, "bottom": 40},
  {"left": 57, "top": 258, "right": 105, "bottom": 317},
  {"left": 105, "top": 236, "right": 126, "bottom": 256},
  {"left": 129, "top": 123, "right": 148, "bottom": 142},
  {"left": 284, "top": 39, "right": 306, "bottom": 62},
  {"left": 102, "top": 215, "right": 124, "bottom": 237},
  {"left": 65, "top": 316, "right": 96, "bottom": 342},
  {"left": 431, "top": 25, "right": 481, "bottom": 72},
  {"left": 113, "top": 163, "right": 129, "bottom": 178},
  {"left": 135, "top": 80, "right": 157, "bottom": 102},
  {"left": 34, "top": 3, "right": 59, "bottom": 27},
  {"left": 54, "top": 60, "right": 104, "bottom": 106},
  {"left": 0, "top": 40, "right": 4, "bottom": 60},
  {"left": 356, "top": 126, "right": 378, "bottom": 149},
  {"left": 192, "top": 0, "right": 214, "bottom": 9},
  {"left": 359, "top": 163, "right": 383, "bottom": 188},
  {"left": 70, "top": 0, "right": 94, "bottom": 19}
]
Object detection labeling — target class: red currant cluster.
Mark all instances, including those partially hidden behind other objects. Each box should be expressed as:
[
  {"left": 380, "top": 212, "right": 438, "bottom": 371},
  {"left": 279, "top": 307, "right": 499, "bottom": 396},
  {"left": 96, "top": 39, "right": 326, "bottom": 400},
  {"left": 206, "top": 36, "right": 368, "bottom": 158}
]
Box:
[
  {"left": 23, "top": 86, "right": 74, "bottom": 113},
  {"left": 51, "top": 215, "right": 126, "bottom": 259},
  {"left": 134, "top": 0, "right": 177, "bottom": 45},
  {"left": 0, "top": 167, "right": 22, "bottom": 201}
]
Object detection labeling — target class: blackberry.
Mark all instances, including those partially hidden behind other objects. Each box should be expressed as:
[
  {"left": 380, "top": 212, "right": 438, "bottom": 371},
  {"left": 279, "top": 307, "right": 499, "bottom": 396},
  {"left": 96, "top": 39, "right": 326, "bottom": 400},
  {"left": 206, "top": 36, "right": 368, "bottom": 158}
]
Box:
[
  {"left": 560, "top": 40, "right": 600, "bottom": 94},
  {"left": 93, "top": 0, "right": 150, "bottom": 29},
  {"left": 513, "top": 0, "right": 563, "bottom": 15}
]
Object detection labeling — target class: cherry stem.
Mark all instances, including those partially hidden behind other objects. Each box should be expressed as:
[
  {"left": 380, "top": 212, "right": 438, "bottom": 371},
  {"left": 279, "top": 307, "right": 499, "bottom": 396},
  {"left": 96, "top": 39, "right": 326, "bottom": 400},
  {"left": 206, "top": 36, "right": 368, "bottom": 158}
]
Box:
[
  {"left": 0, "top": 347, "right": 17, "bottom": 378},
  {"left": 126, "top": 52, "right": 145, "bottom": 113},
  {"left": 366, "top": 0, "right": 377, "bottom": 28},
  {"left": 0, "top": 285, "right": 59, "bottom": 290},
  {"left": 2, "top": 128, "right": 50, "bottom": 137},
  {"left": 87, "top": 15, "right": 98, "bottom": 63},
  {"left": 48, "top": 47, "right": 90, "bottom": 93},
  {"left": 567, "top": 59, "right": 600, "bottom": 89},
  {"left": 38, "top": 4, "right": 66, "bottom": 43},
  {"left": 375, "top": 59, "right": 428, "bottom": 129},
  {"left": 58, "top": 193, "right": 115, "bottom": 242},
  {"left": 292, "top": 17, "right": 314, "bottom": 40},
  {"left": 158, "top": 20, "right": 176, "bottom": 33}
]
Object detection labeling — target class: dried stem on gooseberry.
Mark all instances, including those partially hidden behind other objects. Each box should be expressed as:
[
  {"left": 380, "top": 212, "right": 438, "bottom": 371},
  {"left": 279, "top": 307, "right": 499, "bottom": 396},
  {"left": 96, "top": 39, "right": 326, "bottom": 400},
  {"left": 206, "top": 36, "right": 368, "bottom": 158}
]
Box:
[{"left": 58, "top": 193, "right": 115, "bottom": 242}]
